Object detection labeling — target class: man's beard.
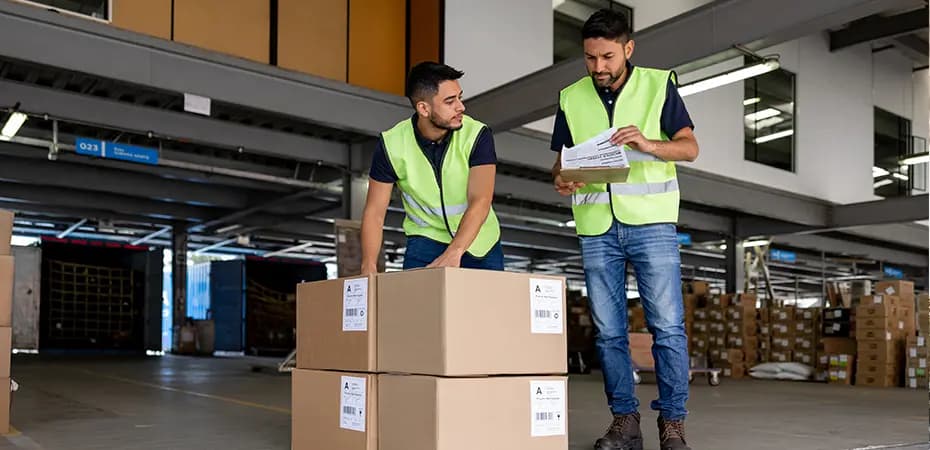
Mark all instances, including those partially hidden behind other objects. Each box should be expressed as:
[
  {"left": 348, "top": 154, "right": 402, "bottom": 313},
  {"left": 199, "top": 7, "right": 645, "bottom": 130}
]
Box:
[
  {"left": 591, "top": 68, "right": 623, "bottom": 88},
  {"left": 429, "top": 113, "right": 462, "bottom": 131}
]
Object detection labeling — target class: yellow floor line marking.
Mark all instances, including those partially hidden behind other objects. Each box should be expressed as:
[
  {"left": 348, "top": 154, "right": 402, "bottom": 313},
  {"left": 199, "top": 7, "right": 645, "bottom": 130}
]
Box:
[{"left": 71, "top": 368, "right": 292, "bottom": 415}]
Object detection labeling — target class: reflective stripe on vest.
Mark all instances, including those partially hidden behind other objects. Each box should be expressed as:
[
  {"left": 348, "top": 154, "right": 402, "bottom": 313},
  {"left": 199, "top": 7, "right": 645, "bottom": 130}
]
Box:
[
  {"left": 560, "top": 67, "right": 681, "bottom": 235},
  {"left": 381, "top": 115, "right": 501, "bottom": 257}
]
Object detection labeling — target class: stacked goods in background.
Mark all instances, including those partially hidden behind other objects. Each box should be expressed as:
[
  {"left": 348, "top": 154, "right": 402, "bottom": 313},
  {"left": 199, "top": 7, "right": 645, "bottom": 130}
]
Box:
[
  {"left": 918, "top": 293, "right": 929, "bottom": 337},
  {"left": 757, "top": 306, "right": 772, "bottom": 362},
  {"left": 822, "top": 337, "right": 857, "bottom": 385},
  {"left": 792, "top": 307, "right": 821, "bottom": 368},
  {"left": 769, "top": 305, "right": 796, "bottom": 364},
  {"left": 0, "top": 210, "right": 12, "bottom": 432},
  {"left": 567, "top": 292, "right": 596, "bottom": 373},
  {"left": 682, "top": 281, "right": 710, "bottom": 340},
  {"left": 723, "top": 294, "right": 758, "bottom": 378},
  {"left": 905, "top": 335, "right": 927, "bottom": 389},
  {"left": 706, "top": 294, "right": 729, "bottom": 370},
  {"left": 293, "top": 268, "right": 569, "bottom": 450},
  {"left": 628, "top": 302, "right": 646, "bottom": 333},
  {"left": 855, "top": 293, "right": 906, "bottom": 388}
]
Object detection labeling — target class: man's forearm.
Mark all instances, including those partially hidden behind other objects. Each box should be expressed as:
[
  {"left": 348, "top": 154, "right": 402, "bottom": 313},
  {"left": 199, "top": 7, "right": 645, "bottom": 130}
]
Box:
[
  {"left": 648, "top": 136, "right": 698, "bottom": 162},
  {"left": 360, "top": 214, "right": 385, "bottom": 269},
  {"left": 447, "top": 200, "right": 491, "bottom": 253}
]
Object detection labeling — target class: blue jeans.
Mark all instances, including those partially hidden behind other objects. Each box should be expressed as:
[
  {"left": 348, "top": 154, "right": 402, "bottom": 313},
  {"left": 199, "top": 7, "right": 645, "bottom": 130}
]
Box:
[
  {"left": 403, "top": 236, "right": 505, "bottom": 271},
  {"left": 580, "top": 221, "right": 689, "bottom": 420}
]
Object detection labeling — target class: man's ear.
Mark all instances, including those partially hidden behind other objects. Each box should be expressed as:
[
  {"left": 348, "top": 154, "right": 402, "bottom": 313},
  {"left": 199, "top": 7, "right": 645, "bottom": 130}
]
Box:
[
  {"left": 625, "top": 39, "right": 635, "bottom": 60},
  {"left": 415, "top": 100, "right": 430, "bottom": 118}
]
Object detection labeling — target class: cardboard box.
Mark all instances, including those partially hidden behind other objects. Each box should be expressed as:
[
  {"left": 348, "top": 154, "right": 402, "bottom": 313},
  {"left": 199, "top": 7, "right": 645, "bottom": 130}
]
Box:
[
  {"left": 856, "top": 315, "right": 896, "bottom": 331},
  {"left": 728, "top": 293, "right": 757, "bottom": 311},
  {"left": 793, "top": 350, "right": 817, "bottom": 366},
  {"left": 817, "top": 354, "right": 830, "bottom": 369},
  {"left": 690, "top": 335, "right": 709, "bottom": 351},
  {"left": 906, "top": 364, "right": 927, "bottom": 378},
  {"left": 378, "top": 375, "right": 568, "bottom": 450},
  {"left": 857, "top": 296, "right": 898, "bottom": 318},
  {"left": 378, "top": 269, "right": 567, "bottom": 376},
  {"left": 876, "top": 280, "right": 914, "bottom": 299},
  {"left": 907, "top": 336, "right": 927, "bottom": 357},
  {"left": 758, "top": 323, "right": 771, "bottom": 336},
  {"left": 297, "top": 276, "right": 377, "bottom": 372},
  {"left": 828, "top": 365, "right": 854, "bottom": 385},
  {"left": 858, "top": 340, "right": 902, "bottom": 354},
  {"left": 771, "top": 323, "right": 795, "bottom": 338},
  {"left": 0, "top": 211, "right": 10, "bottom": 256},
  {"left": 726, "top": 322, "right": 757, "bottom": 337},
  {"left": 0, "top": 328, "right": 10, "bottom": 378},
  {"left": 828, "top": 354, "right": 855, "bottom": 369},
  {"left": 730, "top": 363, "right": 746, "bottom": 379},
  {"left": 855, "top": 363, "right": 899, "bottom": 387},
  {"left": 727, "top": 349, "right": 744, "bottom": 364},
  {"left": 709, "top": 296, "right": 730, "bottom": 308},
  {"left": 856, "top": 328, "right": 895, "bottom": 341},
  {"left": 772, "top": 337, "right": 793, "bottom": 350},
  {"left": 771, "top": 350, "right": 793, "bottom": 362},
  {"left": 823, "top": 308, "right": 851, "bottom": 322},
  {"left": 794, "top": 308, "right": 820, "bottom": 321},
  {"left": 823, "top": 321, "right": 852, "bottom": 337},
  {"left": 821, "top": 338, "right": 857, "bottom": 356},
  {"left": 919, "top": 293, "right": 929, "bottom": 312},
  {"left": 292, "top": 369, "right": 377, "bottom": 450},
  {"left": 907, "top": 376, "right": 928, "bottom": 389},
  {"left": 693, "top": 309, "right": 708, "bottom": 320},
  {"left": 726, "top": 306, "right": 756, "bottom": 322},
  {"left": 682, "top": 281, "right": 710, "bottom": 298},
  {"left": 794, "top": 336, "right": 817, "bottom": 351},
  {"left": 793, "top": 321, "right": 818, "bottom": 335},
  {"left": 771, "top": 306, "right": 796, "bottom": 323},
  {"left": 707, "top": 307, "right": 726, "bottom": 322},
  {"left": 709, "top": 322, "right": 726, "bottom": 333},
  {"left": 858, "top": 348, "right": 902, "bottom": 367},
  {"left": 0, "top": 257, "right": 11, "bottom": 327},
  {"left": 0, "top": 378, "right": 9, "bottom": 434},
  {"left": 758, "top": 308, "right": 770, "bottom": 324},
  {"left": 692, "top": 321, "right": 710, "bottom": 334}
]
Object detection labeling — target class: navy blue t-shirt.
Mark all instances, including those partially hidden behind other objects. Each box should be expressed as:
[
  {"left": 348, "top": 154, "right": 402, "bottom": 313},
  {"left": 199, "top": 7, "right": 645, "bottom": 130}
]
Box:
[
  {"left": 369, "top": 115, "right": 497, "bottom": 183},
  {"left": 550, "top": 63, "right": 694, "bottom": 151}
]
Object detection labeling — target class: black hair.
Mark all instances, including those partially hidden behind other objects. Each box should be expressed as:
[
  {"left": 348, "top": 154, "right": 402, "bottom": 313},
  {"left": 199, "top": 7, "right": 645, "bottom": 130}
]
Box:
[
  {"left": 582, "top": 9, "right": 631, "bottom": 42},
  {"left": 405, "top": 62, "right": 465, "bottom": 105}
]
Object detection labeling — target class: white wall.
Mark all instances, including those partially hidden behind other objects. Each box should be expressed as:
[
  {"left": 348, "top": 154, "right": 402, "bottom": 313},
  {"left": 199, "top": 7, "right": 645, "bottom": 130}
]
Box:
[{"left": 444, "top": 0, "right": 552, "bottom": 96}]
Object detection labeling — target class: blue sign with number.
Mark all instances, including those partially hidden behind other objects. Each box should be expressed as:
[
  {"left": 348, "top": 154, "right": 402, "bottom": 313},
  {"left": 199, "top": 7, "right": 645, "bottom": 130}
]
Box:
[
  {"left": 677, "top": 233, "right": 692, "bottom": 246},
  {"left": 770, "top": 249, "right": 796, "bottom": 263},
  {"left": 883, "top": 266, "right": 904, "bottom": 279},
  {"left": 75, "top": 137, "right": 159, "bottom": 165}
]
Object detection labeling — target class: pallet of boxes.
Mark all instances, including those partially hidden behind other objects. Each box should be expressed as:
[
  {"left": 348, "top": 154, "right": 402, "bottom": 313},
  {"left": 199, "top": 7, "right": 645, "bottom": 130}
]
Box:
[
  {"left": 722, "top": 294, "right": 758, "bottom": 379},
  {"left": 821, "top": 304, "right": 857, "bottom": 385},
  {"left": 908, "top": 293, "right": 930, "bottom": 389},
  {"left": 0, "top": 211, "right": 12, "bottom": 433},
  {"left": 855, "top": 280, "right": 915, "bottom": 388},
  {"left": 292, "top": 268, "right": 569, "bottom": 450}
]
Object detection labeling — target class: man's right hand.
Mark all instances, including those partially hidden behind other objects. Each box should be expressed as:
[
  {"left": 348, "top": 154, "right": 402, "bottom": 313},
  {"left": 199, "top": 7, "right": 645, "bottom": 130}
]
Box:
[{"left": 554, "top": 174, "right": 585, "bottom": 196}]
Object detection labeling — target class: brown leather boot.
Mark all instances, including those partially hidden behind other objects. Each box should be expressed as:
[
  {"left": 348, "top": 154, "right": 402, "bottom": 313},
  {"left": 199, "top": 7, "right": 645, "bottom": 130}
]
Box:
[
  {"left": 594, "top": 412, "right": 643, "bottom": 450},
  {"left": 658, "top": 417, "right": 691, "bottom": 450}
]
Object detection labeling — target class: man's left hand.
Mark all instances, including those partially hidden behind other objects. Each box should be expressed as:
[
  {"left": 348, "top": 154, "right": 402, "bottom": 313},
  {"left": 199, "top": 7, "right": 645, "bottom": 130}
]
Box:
[
  {"left": 427, "top": 248, "right": 464, "bottom": 269},
  {"left": 610, "top": 125, "right": 657, "bottom": 154}
]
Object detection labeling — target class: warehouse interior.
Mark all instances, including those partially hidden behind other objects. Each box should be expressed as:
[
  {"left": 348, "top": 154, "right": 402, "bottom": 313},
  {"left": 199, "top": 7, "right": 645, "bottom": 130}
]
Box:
[{"left": 0, "top": 0, "right": 927, "bottom": 449}]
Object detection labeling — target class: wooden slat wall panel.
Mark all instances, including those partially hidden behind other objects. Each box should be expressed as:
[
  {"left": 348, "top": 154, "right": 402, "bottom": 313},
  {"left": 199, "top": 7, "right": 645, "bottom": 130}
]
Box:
[
  {"left": 277, "top": 0, "right": 347, "bottom": 82},
  {"left": 111, "top": 0, "right": 172, "bottom": 40},
  {"left": 348, "top": 0, "right": 407, "bottom": 96},
  {"left": 174, "top": 0, "right": 270, "bottom": 64}
]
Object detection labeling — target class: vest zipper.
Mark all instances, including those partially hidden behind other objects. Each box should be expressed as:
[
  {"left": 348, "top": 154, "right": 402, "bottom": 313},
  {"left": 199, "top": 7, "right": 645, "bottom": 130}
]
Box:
[{"left": 422, "top": 144, "right": 456, "bottom": 240}]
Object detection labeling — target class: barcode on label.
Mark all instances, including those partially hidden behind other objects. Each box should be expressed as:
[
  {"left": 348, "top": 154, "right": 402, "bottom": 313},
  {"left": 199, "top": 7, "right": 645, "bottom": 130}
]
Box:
[
  {"left": 345, "top": 309, "right": 360, "bottom": 317},
  {"left": 536, "top": 412, "right": 555, "bottom": 421},
  {"left": 534, "top": 310, "right": 552, "bottom": 319},
  {"left": 343, "top": 406, "right": 357, "bottom": 415}
]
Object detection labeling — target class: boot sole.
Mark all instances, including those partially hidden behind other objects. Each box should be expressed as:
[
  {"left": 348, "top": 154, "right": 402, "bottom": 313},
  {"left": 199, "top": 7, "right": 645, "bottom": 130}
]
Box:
[{"left": 594, "top": 437, "right": 644, "bottom": 450}]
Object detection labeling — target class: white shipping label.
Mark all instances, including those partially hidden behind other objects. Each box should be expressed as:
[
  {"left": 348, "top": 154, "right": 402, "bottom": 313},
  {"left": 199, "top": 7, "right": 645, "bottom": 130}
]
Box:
[
  {"left": 530, "top": 279, "right": 564, "bottom": 334},
  {"left": 531, "top": 380, "right": 566, "bottom": 437},
  {"left": 909, "top": 368, "right": 916, "bottom": 377},
  {"left": 921, "top": 359, "right": 927, "bottom": 368},
  {"left": 838, "top": 370, "right": 847, "bottom": 380},
  {"left": 802, "top": 341, "right": 810, "bottom": 349},
  {"left": 840, "top": 355, "right": 849, "bottom": 363},
  {"left": 779, "top": 312, "right": 787, "bottom": 320},
  {"left": 342, "top": 278, "right": 369, "bottom": 332},
  {"left": 920, "top": 337, "right": 926, "bottom": 347},
  {"left": 910, "top": 378, "right": 917, "bottom": 389},
  {"left": 339, "top": 376, "right": 367, "bottom": 432},
  {"left": 900, "top": 321, "right": 905, "bottom": 330},
  {"left": 183, "top": 93, "right": 212, "bottom": 116},
  {"left": 736, "top": 338, "right": 743, "bottom": 346},
  {"left": 885, "top": 287, "right": 896, "bottom": 296},
  {"left": 910, "top": 348, "right": 918, "bottom": 358},
  {"left": 796, "top": 323, "right": 804, "bottom": 331},
  {"left": 833, "top": 323, "right": 841, "bottom": 332},
  {"left": 874, "top": 296, "right": 884, "bottom": 304}
]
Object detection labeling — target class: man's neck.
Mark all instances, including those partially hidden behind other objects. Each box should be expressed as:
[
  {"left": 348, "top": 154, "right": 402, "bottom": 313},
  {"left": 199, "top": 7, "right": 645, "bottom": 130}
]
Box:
[{"left": 416, "top": 117, "right": 449, "bottom": 143}]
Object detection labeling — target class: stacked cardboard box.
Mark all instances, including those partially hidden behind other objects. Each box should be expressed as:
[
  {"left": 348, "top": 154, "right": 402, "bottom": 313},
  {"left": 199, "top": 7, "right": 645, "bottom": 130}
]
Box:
[
  {"left": 918, "top": 293, "right": 929, "bottom": 337},
  {"left": 0, "top": 210, "right": 12, "bottom": 433},
  {"left": 706, "top": 295, "right": 729, "bottom": 368},
  {"left": 757, "top": 307, "right": 772, "bottom": 362},
  {"left": 293, "top": 268, "right": 569, "bottom": 450},
  {"left": 822, "top": 338, "right": 857, "bottom": 384},
  {"left": 822, "top": 307, "right": 854, "bottom": 338},
  {"left": 718, "top": 349, "right": 747, "bottom": 379},
  {"left": 906, "top": 335, "right": 927, "bottom": 389},
  {"left": 792, "top": 308, "right": 821, "bottom": 367},
  {"left": 628, "top": 304, "right": 646, "bottom": 333},
  {"left": 724, "top": 294, "right": 758, "bottom": 371},
  {"left": 770, "top": 305, "right": 796, "bottom": 363},
  {"left": 567, "top": 293, "right": 595, "bottom": 373},
  {"left": 855, "top": 295, "right": 903, "bottom": 388}
]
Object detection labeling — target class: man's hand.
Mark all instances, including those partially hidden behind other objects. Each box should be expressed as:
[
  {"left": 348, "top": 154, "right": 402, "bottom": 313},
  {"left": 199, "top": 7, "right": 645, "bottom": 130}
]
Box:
[
  {"left": 554, "top": 173, "right": 586, "bottom": 196},
  {"left": 610, "top": 125, "right": 657, "bottom": 154},
  {"left": 427, "top": 248, "right": 464, "bottom": 269},
  {"left": 360, "top": 264, "right": 378, "bottom": 276}
]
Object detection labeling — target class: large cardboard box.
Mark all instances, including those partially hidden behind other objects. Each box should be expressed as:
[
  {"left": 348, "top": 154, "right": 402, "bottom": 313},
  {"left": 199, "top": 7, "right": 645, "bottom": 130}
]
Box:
[
  {"left": 821, "top": 337, "right": 857, "bottom": 356},
  {"left": 771, "top": 306, "right": 796, "bottom": 323},
  {"left": 828, "top": 364, "right": 854, "bottom": 385},
  {"left": 823, "top": 321, "right": 852, "bottom": 337},
  {"left": 793, "top": 350, "right": 817, "bottom": 366},
  {"left": 771, "top": 337, "right": 793, "bottom": 351},
  {"left": 0, "top": 378, "right": 9, "bottom": 434},
  {"left": 292, "top": 369, "right": 377, "bottom": 450},
  {"left": 297, "top": 276, "right": 377, "bottom": 372},
  {"left": 857, "top": 296, "right": 898, "bottom": 317},
  {"left": 856, "top": 328, "right": 895, "bottom": 341},
  {"left": 794, "top": 336, "right": 817, "bottom": 352},
  {"left": 907, "top": 336, "right": 927, "bottom": 358},
  {"left": 682, "top": 281, "right": 709, "bottom": 297},
  {"left": 0, "top": 328, "right": 9, "bottom": 378},
  {"left": 379, "top": 375, "right": 568, "bottom": 450},
  {"left": 857, "top": 347, "right": 902, "bottom": 367},
  {"left": 0, "top": 257, "right": 11, "bottom": 327},
  {"left": 0, "top": 211, "right": 11, "bottom": 256},
  {"left": 378, "top": 269, "right": 566, "bottom": 376},
  {"left": 876, "top": 281, "right": 914, "bottom": 299},
  {"left": 726, "top": 321, "right": 757, "bottom": 337},
  {"left": 771, "top": 350, "right": 792, "bottom": 362},
  {"left": 794, "top": 308, "right": 820, "bottom": 321},
  {"left": 708, "top": 296, "right": 730, "bottom": 308},
  {"left": 906, "top": 362, "right": 927, "bottom": 378},
  {"left": 855, "top": 363, "right": 898, "bottom": 387},
  {"left": 857, "top": 315, "right": 896, "bottom": 331},
  {"left": 692, "top": 321, "right": 710, "bottom": 334}
]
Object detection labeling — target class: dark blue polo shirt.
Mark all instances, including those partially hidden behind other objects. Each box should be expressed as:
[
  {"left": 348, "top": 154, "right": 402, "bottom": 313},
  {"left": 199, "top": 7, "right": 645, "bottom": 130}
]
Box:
[
  {"left": 550, "top": 62, "right": 694, "bottom": 151},
  {"left": 369, "top": 115, "right": 497, "bottom": 183}
]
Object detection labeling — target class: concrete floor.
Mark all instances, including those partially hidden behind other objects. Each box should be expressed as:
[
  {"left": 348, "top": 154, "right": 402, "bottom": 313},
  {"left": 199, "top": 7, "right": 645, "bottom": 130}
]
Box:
[{"left": 0, "top": 355, "right": 926, "bottom": 450}]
